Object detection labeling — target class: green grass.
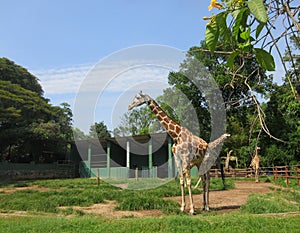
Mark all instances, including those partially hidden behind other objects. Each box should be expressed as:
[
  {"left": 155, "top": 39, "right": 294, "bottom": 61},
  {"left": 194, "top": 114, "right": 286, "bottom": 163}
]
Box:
[
  {"left": 241, "top": 189, "right": 300, "bottom": 214},
  {"left": 0, "top": 213, "right": 299, "bottom": 233},
  {"left": 0, "top": 177, "right": 299, "bottom": 232},
  {"left": 0, "top": 178, "right": 234, "bottom": 215}
]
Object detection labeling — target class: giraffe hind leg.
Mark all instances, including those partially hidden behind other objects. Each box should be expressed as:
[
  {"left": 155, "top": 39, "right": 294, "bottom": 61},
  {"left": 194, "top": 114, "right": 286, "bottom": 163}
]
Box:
[
  {"left": 202, "top": 173, "right": 210, "bottom": 211},
  {"left": 179, "top": 176, "right": 186, "bottom": 212}
]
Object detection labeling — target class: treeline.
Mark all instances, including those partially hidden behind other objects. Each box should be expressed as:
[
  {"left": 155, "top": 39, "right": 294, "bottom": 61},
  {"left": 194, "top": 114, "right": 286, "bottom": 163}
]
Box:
[{"left": 0, "top": 58, "right": 74, "bottom": 163}]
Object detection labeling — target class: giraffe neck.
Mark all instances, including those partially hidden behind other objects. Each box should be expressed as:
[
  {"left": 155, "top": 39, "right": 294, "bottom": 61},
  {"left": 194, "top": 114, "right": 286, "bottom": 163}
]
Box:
[
  {"left": 209, "top": 134, "right": 230, "bottom": 148},
  {"left": 147, "top": 99, "right": 181, "bottom": 139}
]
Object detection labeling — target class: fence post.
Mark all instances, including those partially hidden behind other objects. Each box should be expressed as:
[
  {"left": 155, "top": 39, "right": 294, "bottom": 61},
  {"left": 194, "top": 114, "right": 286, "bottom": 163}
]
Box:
[
  {"left": 135, "top": 167, "right": 138, "bottom": 181},
  {"left": 296, "top": 165, "right": 299, "bottom": 186},
  {"left": 273, "top": 166, "right": 278, "bottom": 182},
  {"left": 285, "top": 165, "right": 289, "bottom": 186},
  {"left": 97, "top": 168, "right": 100, "bottom": 186}
]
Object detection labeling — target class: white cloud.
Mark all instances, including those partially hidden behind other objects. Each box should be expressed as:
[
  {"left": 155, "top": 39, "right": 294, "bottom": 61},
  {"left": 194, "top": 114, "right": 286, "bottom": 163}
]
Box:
[
  {"left": 31, "top": 64, "right": 92, "bottom": 95},
  {"left": 31, "top": 62, "right": 175, "bottom": 96}
]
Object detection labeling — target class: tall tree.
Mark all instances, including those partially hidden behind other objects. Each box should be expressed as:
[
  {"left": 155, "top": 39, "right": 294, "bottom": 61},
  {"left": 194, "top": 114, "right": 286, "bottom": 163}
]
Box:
[
  {"left": 89, "top": 121, "right": 111, "bottom": 138},
  {"left": 114, "top": 107, "right": 156, "bottom": 136},
  {"left": 0, "top": 58, "right": 73, "bottom": 162}
]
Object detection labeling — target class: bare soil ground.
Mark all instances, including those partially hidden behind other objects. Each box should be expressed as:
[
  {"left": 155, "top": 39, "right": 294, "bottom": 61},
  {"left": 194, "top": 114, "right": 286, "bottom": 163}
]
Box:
[{"left": 0, "top": 181, "right": 278, "bottom": 218}]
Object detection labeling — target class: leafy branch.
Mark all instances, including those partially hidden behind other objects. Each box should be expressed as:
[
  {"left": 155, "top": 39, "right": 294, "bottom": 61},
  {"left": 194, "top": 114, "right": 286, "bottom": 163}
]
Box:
[{"left": 200, "top": 0, "right": 299, "bottom": 143}]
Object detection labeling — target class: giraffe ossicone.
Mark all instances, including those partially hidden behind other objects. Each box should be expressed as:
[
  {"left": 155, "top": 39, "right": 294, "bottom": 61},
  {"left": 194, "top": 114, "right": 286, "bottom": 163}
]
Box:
[{"left": 128, "top": 92, "right": 230, "bottom": 214}]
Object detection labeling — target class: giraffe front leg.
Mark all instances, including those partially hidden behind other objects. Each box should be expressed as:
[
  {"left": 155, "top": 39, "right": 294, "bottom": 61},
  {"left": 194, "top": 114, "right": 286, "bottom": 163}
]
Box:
[
  {"left": 186, "top": 174, "right": 195, "bottom": 215},
  {"left": 255, "top": 168, "right": 259, "bottom": 183},
  {"left": 180, "top": 176, "right": 186, "bottom": 212}
]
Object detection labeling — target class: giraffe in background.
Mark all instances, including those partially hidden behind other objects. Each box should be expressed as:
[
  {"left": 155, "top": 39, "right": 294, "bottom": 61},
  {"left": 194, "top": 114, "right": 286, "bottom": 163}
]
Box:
[
  {"left": 128, "top": 92, "right": 229, "bottom": 214},
  {"left": 222, "top": 149, "right": 238, "bottom": 172},
  {"left": 251, "top": 146, "right": 260, "bottom": 183}
]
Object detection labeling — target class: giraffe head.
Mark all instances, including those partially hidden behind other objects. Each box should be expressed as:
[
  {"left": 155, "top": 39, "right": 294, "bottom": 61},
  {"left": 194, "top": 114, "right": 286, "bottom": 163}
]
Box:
[{"left": 128, "top": 92, "right": 151, "bottom": 110}]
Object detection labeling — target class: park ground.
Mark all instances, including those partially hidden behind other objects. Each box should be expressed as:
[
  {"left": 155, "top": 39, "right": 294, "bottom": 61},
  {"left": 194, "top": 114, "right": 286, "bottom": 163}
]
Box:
[{"left": 0, "top": 178, "right": 299, "bottom": 232}]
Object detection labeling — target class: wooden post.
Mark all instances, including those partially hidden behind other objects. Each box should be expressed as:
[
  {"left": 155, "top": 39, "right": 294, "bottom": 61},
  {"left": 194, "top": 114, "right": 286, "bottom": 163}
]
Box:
[
  {"left": 148, "top": 137, "right": 153, "bottom": 178},
  {"left": 285, "top": 165, "right": 289, "bottom": 186},
  {"left": 296, "top": 165, "right": 300, "bottom": 186},
  {"left": 168, "top": 136, "right": 173, "bottom": 178},
  {"left": 107, "top": 141, "right": 111, "bottom": 178},
  {"left": 126, "top": 141, "right": 130, "bottom": 168},
  {"left": 274, "top": 166, "right": 278, "bottom": 182},
  {"left": 97, "top": 168, "right": 100, "bottom": 186},
  {"left": 135, "top": 167, "right": 138, "bottom": 181},
  {"left": 88, "top": 143, "right": 92, "bottom": 178}
]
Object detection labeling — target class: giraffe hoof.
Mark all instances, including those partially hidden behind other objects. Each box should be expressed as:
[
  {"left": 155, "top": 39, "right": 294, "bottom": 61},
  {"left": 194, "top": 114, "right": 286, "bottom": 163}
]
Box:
[
  {"left": 202, "top": 206, "right": 209, "bottom": 211},
  {"left": 189, "top": 209, "right": 195, "bottom": 215}
]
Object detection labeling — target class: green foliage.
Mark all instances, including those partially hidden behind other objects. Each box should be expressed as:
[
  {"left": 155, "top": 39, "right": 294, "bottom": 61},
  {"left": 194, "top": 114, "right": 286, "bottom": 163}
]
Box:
[
  {"left": 253, "top": 48, "right": 275, "bottom": 71},
  {"left": 89, "top": 121, "right": 111, "bottom": 138},
  {"left": 0, "top": 58, "right": 43, "bottom": 95},
  {"left": 205, "top": 0, "right": 272, "bottom": 70},
  {"left": 246, "top": 0, "right": 267, "bottom": 23},
  {"left": 262, "top": 81, "right": 300, "bottom": 165},
  {"left": 114, "top": 106, "right": 156, "bottom": 136},
  {"left": 0, "top": 58, "right": 73, "bottom": 162},
  {"left": 205, "top": 19, "right": 219, "bottom": 53}
]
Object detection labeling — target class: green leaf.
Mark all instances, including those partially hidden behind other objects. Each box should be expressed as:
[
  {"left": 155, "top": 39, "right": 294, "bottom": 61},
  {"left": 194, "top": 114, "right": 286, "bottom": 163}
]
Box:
[
  {"left": 240, "top": 28, "right": 250, "bottom": 40},
  {"left": 205, "top": 19, "right": 220, "bottom": 54},
  {"left": 254, "top": 48, "right": 275, "bottom": 71},
  {"left": 247, "top": 0, "right": 268, "bottom": 23},
  {"left": 215, "top": 12, "right": 229, "bottom": 41},
  {"left": 232, "top": 7, "right": 249, "bottom": 41},
  {"left": 227, "top": 51, "right": 240, "bottom": 69},
  {"left": 255, "top": 22, "right": 265, "bottom": 38}
]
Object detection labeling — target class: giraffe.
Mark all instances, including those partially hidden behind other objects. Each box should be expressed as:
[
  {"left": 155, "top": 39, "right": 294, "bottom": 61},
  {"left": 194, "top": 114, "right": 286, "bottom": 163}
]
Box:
[
  {"left": 250, "top": 146, "right": 260, "bottom": 183},
  {"left": 128, "top": 92, "right": 229, "bottom": 214},
  {"left": 221, "top": 150, "right": 238, "bottom": 172}
]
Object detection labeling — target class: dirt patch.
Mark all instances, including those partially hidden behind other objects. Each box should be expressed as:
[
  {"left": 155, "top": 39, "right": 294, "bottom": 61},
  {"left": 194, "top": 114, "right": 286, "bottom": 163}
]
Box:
[
  {"left": 167, "top": 181, "right": 277, "bottom": 214},
  {"left": 0, "top": 185, "right": 54, "bottom": 194},
  {"left": 61, "top": 201, "right": 164, "bottom": 218}
]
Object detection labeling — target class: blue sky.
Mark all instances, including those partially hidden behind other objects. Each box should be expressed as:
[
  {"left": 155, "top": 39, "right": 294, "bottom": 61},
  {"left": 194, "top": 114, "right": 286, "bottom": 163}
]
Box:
[
  {"left": 1, "top": 0, "right": 212, "bottom": 132},
  {"left": 0, "top": 1, "right": 284, "bottom": 133}
]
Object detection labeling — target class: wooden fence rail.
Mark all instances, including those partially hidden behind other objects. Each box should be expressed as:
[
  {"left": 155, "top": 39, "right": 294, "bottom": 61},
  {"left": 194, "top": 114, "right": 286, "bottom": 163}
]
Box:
[
  {"left": 273, "top": 165, "right": 300, "bottom": 186},
  {"left": 210, "top": 165, "right": 300, "bottom": 186}
]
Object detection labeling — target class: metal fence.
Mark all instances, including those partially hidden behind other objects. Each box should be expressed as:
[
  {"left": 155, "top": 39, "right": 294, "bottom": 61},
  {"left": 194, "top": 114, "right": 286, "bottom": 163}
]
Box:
[{"left": 0, "top": 160, "right": 76, "bottom": 180}]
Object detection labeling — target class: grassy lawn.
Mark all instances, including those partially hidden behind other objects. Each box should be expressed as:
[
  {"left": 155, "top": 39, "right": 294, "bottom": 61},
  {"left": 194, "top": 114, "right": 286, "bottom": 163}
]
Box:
[
  {"left": 0, "top": 213, "right": 300, "bottom": 233},
  {"left": 0, "top": 177, "right": 299, "bottom": 232},
  {"left": 0, "top": 178, "right": 234, "bottom": 214}
]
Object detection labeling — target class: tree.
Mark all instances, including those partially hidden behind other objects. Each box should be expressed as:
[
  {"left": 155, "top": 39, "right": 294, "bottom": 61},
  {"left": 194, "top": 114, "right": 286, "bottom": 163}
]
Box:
[
  {"left": 0, "top": 58, "right": 43, "bottom": 95},
  {"left": 89, "top": 121, "right": 111, "bottom": 139},
  {"left": 72, "top": 127, "right": 89, "bottom": 140},
  {"left": 0, "top": 58, "right": 73, "bottom": 162},
  {"left": 203, "top": 0, "right": 299, "bottom": 140},
  {"left": 114, "top": 107, "right": 156, "bottom": 136}
]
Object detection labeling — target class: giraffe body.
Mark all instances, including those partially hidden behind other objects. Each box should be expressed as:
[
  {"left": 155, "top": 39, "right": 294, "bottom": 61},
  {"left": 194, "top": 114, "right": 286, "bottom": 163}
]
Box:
[
  {"left": 128, "top": 92, "right": 229, "bottom": 214},
  {"left": 251, "top": 154, "right": 260, "bottom": 183}
]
